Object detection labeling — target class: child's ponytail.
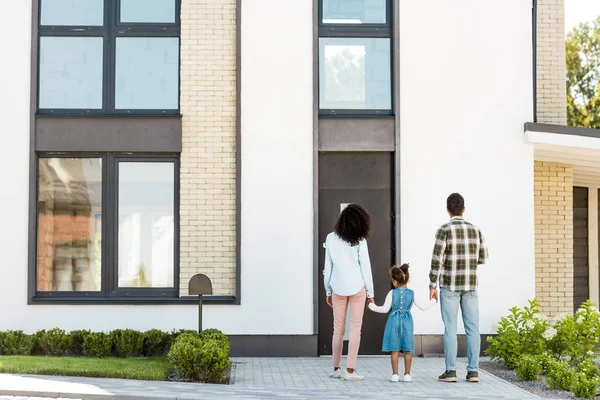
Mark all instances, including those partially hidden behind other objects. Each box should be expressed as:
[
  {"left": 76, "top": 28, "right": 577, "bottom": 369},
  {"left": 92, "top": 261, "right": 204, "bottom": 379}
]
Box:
[{"left": 391, "top": 263, "right": 410, "bottom": 285}]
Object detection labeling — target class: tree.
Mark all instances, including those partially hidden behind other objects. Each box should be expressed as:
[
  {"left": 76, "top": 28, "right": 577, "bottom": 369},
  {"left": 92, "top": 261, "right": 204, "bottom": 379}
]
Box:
[{"left": 566, "top": 17, "right": 600, "bottom": 128}]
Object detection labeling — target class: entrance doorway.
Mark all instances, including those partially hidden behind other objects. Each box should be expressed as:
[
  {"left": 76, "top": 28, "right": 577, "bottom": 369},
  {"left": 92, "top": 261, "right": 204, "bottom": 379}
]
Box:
[{"left": 318, "top": 152, "right": 394, "bottom": 355}]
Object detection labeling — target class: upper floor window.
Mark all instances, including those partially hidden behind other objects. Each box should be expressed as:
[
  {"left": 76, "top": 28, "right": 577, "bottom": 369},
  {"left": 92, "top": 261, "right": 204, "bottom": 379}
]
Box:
[
  {"left": 38, "top": 0, "right": 180, "bottom": 115},
  {"left": 318, "top": 0, "right": 392, "bottom": 116}
]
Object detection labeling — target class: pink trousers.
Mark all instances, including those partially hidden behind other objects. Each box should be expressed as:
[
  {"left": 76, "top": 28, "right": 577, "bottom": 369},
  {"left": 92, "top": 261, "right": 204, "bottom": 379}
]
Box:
[{"left": 332, "top": 287, "right": 367, "bottom": 369}]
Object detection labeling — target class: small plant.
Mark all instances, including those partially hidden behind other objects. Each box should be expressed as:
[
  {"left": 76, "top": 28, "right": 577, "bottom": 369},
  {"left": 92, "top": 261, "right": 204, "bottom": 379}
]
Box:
[
  {"left": 516, "top": 355, "right": 542, "bottom": 381},
  {"left": 486, "top": 299, "right": 548, "bottom": 368},
  {"left": 571, "top": 372, "right": 600, "bottom": 399},
  {"left": 535, "top": 352, "right": 554, "bottom": 375},
  {"left": 549, "top": 300, "right": 600, "bottom": 365},
  {"left": 0, "top": 331, "right": 34, "bottom": 356},
  {"left": 144, "top": 329, "right": 170, "bottom": 357},
  {"left": 111, "top": 329, "right": 144, "bottom": 358},
  {"left": 576, "top": 357, "right": 600, "bottom": 380},
  {"left": 168, "top": 333, "right": 230, "bottom": 383},
  {"left": 83, "top": 332, "right": 112, "bottom": 358},
  {"left": 546, "top": 359, "right": 575, "bottom": 391},
  {"left": 39, "top": 328, "right": 71, "bottom": 356},
  {"left": 30, "top": 330, "right": 46, "bottom": 356},
  {"left": 70, "top": 330, "right": 91, "bottom": 356},
  {"left": 200, "top": 329, "right": 229, "bottom": 346}
]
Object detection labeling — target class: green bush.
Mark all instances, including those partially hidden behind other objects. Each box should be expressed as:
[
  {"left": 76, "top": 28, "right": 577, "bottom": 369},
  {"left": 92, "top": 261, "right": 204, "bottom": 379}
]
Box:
[
  {"left": 0, "top": 331, "right": 34, "bottom": 356},
  {"left": 548, "top": 300, "right": 600, "bottom": 365},
  {"left": 168, "top": 333, "right": 230, "bottom": 383},
  {"left": 83, "top": 332, "right": 112, "bottom": 358},
  {"left": 70, "top": 330, "right": 91, "bottom": 356},
  {"left": 39, "top": 328, "right": 71, "bottom": 356},
  {"left": 30, "top": 330, "right": 46, "bottom": 356},
  {"left": 546, "top": 359, "right": 575, "bottom": 391},
  {"left": 111, "top": 329, "right": 144, "bottom": 358},
  {"left": 576, "top": 358, "right": 600, "bottom": 380},
  {"left": 571, "top": 372, "right": 600, "bottom": 399},
  {"left": 144, "top": 329, "right": 171, "bottom": 357},
  {"left": 535, "top": 352, "right": 555, "bottom": 375},
  {"left": 486, "top": 299, "right": 549, "bottom": 368},
  {"left": 200, "top": 329, "right": 229, "bottom": 346},
  {"left": 516, "top": 355, "right": 542, "bottom": 381}
]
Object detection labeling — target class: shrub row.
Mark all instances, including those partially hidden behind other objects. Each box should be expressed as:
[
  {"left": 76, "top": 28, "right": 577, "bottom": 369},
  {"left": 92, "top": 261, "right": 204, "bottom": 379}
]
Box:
[
  {"left": 0, "top": 328, "right": 205, "bottom": 358},
  {"left": 487, "top": 299, "right": 600, "bottom": 399}
]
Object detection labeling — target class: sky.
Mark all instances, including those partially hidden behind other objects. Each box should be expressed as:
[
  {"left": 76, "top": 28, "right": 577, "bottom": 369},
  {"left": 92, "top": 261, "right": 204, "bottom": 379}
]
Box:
[{"left": 565, "top": 0, "right": 600, "bottom": 33}]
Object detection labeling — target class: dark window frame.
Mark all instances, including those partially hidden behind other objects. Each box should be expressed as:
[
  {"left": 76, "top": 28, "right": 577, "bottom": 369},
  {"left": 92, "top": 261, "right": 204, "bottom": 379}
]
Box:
[
  {"left": 32, "top": 153, "right": 180, "bottom": 301},
  {"left": 37, "top": 0, "right": 181, "bottom": 117},
  {"left": 318, "top": 0, "right": 394, "bottom": 116}
]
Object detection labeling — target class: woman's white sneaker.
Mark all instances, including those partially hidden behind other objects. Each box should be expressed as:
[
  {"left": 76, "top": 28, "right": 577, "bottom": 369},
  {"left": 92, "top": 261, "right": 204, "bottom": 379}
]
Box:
[
  {"left": 390, "top": 374, "right": 400, "bottom": 382},
  {"left": 403, "top": 374, "right": 412, "bottom": 382},
  {"left": 344, "top": 371, "right": 365, "bottom": 381},
  {"left": 329, "top": 369, "right": 343, "bottom": 379}
]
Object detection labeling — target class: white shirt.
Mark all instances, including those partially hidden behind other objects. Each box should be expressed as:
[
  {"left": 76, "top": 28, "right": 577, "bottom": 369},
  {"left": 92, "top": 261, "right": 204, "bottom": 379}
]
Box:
[
  {"left": 323, "top": 232, "right": 374, "bottom": 298},
  {"left": 368, "top": 289, "right": 438, "bottom": 313}
]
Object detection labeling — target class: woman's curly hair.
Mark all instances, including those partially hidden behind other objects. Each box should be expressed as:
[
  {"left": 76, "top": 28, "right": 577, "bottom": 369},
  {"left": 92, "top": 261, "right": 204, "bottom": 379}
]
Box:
[{"left": 335, "top": 204, "right": 371, "bottom": 246}]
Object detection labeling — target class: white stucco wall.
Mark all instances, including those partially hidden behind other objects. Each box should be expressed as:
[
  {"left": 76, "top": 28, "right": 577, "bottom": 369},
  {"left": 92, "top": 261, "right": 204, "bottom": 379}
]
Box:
[
  {"left": 399, "top": 0, "right": 536, "bottom": 334},
  {"left": 0, "top": 0, "right": 314, "bottom": 336}
]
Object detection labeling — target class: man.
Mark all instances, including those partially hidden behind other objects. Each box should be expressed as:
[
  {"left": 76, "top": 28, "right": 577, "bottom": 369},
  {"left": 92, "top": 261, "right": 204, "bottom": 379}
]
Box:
[{"left": 428, "top": 193, "right": 489, "bottom": 383}]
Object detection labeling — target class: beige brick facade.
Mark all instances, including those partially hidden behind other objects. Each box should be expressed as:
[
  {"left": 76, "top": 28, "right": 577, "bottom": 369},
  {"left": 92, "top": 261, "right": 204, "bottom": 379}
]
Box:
[
  {"left": 179, "top": 0, "right": 237, "bottom": 296},
  {"left": 536, "top": 0, "right": 567, "bottom": 125},
  {"left": 534, "top": 161, "right": 573, "bottom": 315}
]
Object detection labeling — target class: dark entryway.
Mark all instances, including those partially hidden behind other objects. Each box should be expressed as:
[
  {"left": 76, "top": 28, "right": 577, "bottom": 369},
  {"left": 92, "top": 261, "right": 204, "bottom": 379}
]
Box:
[
  {"left": 573, "top": 186, "right": 589, "bottom": 311},
  {"left": 318, "top": 152, "right": 394, "bottom": 355}
]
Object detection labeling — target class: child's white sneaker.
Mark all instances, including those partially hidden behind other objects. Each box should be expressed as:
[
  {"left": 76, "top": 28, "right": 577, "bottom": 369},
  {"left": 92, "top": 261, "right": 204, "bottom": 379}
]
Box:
[
  {"left": 404, "top": 374, "right": 412, "bottom": 382},
  {"left": 344, "top": 371, "right": 365, "bottom": 381},
  {"left": 390, "top": 374, "right": 400, "bottom": 382},
  {"left": 329, "top": 369, "right": 343, "bottom": 379}
]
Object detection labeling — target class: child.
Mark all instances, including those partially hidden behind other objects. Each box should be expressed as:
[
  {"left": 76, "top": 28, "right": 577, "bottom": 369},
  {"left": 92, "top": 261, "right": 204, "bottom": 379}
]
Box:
[{"left": 368, "top": 264, "right": 437, "bottom": 382}]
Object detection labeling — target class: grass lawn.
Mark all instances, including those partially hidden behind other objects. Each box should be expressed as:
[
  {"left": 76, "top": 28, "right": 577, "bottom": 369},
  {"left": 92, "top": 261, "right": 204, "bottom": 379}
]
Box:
[{"left": 0, "top": 356, "right": 172, "bottom": 381}]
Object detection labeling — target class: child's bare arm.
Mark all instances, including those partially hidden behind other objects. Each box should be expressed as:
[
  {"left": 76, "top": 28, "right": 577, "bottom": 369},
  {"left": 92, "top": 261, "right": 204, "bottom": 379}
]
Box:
[{"left": 368, "top": 290, "right": 393, "bottom": 313}]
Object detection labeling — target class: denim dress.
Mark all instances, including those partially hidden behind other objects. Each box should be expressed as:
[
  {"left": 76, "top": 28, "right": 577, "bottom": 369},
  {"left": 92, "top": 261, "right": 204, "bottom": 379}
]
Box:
[{"left": 381, "top": 288, "right": 415, "bottom": 354}]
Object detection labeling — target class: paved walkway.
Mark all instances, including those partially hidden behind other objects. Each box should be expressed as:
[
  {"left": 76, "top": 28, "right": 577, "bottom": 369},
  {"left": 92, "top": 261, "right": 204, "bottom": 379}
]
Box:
[{"left": 0, "top": 357, "right": 538, "bottom": 400}]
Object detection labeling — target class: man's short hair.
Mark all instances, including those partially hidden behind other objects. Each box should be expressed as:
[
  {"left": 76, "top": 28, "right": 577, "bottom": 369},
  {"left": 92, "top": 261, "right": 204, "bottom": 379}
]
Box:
[{"left": 447, "top": 193, "right": 465, "bottom": 216}]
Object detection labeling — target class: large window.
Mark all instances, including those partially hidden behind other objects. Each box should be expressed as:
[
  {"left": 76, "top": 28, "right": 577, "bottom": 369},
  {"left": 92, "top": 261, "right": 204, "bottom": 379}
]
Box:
[
  {"left": 318, "top": 0, "right": 392, "bottom": 115},
  {"left": 35, "top": 155, "right": 178, "bottom": 299},
  {"left": 37, "top": 0, "right": 180, "bottom": 115}
]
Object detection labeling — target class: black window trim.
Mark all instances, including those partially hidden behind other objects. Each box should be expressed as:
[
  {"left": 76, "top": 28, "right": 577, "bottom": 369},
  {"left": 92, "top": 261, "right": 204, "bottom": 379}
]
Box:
[
  {"left": 32, "top": 153, "right": 180, "bottom": 301},
  {"left": 317, "top": 0, "right": 394, "bottom": 117},
  {"left": 37, "top": 0, "right": 181, "bottom": 117}
]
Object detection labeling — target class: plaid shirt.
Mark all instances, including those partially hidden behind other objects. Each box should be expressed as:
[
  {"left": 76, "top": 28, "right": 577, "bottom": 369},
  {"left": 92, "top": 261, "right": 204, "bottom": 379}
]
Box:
[{"left": 429, "top": 217, "right": 489, "bottom": 292}]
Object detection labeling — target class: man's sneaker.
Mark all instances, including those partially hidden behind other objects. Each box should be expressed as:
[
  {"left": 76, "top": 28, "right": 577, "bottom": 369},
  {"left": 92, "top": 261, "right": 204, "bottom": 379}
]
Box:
[
  {"left": 466, "top": 371, "right": 479, "bottom": 383},
  {"left": 438, "top": 370, "right": 458, "bottom": 382},
  {"left": 390, "top": 374, "right": 400, "bottom": 382},
  {"left": 344, "top": 370, "right": 365, "bottom": 381},
  {"left": 403, "top": 374, "right": 412, "bottom": 382},
  {"left": 329, "top": 369, "right": 343, "bottom": 379}
]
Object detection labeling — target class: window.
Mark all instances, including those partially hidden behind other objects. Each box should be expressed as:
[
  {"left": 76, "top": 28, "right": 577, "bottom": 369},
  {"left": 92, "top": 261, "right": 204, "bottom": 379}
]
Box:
[
  {"left": 35, "top": 155, "right": 179, "bottom": 299},
  {"left": 318, "top": 0, "right": 392, "bottom": 115},
  {"left": 37, "top": 0, "right": 180, "bottom": 115}
]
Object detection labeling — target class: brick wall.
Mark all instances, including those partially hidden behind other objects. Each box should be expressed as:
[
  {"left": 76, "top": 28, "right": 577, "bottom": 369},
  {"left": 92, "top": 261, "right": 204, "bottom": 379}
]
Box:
[
  {"left": 534, "top": 161, "right": 573, "bottom": 315},
  {"left": 179, "top": 0, "right": 237, "bottom": 296},
  {"left": 536, "top": 0, "right": 567, "bottom": 125}
]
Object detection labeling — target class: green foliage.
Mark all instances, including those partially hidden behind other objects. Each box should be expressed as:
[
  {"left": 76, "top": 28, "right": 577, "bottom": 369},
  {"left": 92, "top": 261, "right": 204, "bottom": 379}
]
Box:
[
  {"left": 39, "top": 328, "right": 71, "bottom": 356},
  {"left": 566, "top": 17, "right": 600, "bottom": 129},
  {"left": 571, "top": 372, "right": 600, "bottom": 399},
  {"left": 111, "top": 329, "right": 144, "bottom": 358},
  {"left": 515, "top": 355, "right": 542, "bottom": 381},
  {"left": 70, "top": 330, "right": 91, "bottom": 356},
  {"left": 168, "top": 331, "right": 230, "bottom": 383},
  {"left": 83, "top": 333, "right": 112, "bottom": 358},
  {"left": 485, "top": 299, "right": 549, "bottom": 368},
  {"left": 0, "top": 331, "right": 34, "bottom": 356},
  {"left": 576, "top": 357, "right": 600, "bottom": 380},
  {"left": 546, "top": 359, "right": 575, "bottom": 391},
  {"left": 144, "top": 329, "right": 171, "bottom": 357},
  {"left": 200, "top": 328, "right": 229, "bottom": 346},
  {"left": 30, "top": 330, "right": 46, "bottom": 356},
  {"left": 535, "top": 352, "right": 555, "bottom": 375},
  {"left": 548, "top": 300, "right": 600, "bottom": 365}
]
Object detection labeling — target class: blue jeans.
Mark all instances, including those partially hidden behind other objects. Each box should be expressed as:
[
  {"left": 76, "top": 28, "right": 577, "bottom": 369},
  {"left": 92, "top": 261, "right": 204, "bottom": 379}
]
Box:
[{"left": 440, "top": 288, "right": 480, "bottom": 372}]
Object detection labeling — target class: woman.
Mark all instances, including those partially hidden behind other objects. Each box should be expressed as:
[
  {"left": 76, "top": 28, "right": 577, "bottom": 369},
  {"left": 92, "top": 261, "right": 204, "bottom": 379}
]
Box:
[{"left": 324, "top": 203, "right": 375, "bottom": 381}]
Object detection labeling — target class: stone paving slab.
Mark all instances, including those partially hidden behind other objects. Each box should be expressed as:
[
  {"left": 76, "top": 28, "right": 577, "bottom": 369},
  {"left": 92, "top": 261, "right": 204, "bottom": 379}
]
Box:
[{"left": 0, "top": 357, "right": 539, "bottom": 400}]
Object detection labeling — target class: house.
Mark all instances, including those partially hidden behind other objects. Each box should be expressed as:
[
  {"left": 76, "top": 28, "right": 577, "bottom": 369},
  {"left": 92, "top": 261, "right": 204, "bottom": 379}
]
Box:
[{"left": 0, "top": 0, "right": 592, "bottom": 357}]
